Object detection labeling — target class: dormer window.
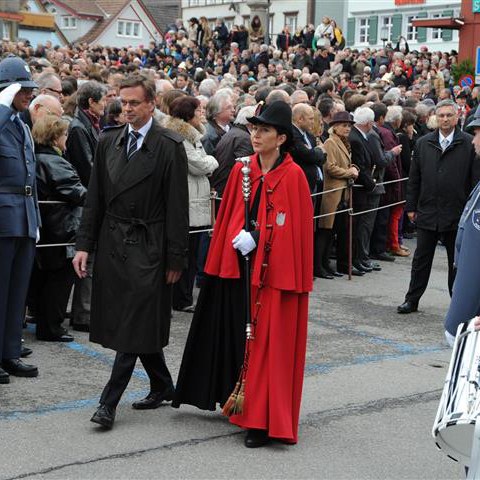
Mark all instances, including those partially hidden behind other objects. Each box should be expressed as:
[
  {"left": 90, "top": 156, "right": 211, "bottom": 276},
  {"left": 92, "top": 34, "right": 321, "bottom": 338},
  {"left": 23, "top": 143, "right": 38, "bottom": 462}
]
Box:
[{"left": 62, "top": 16, "right": 77, "bottom": 29}]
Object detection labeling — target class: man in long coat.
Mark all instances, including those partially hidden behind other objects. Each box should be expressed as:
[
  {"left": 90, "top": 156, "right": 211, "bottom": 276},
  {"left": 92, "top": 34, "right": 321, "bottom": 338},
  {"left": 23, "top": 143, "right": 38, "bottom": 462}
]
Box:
[{"left": 73, "top": 76, "right": 189, "bottom": 429}]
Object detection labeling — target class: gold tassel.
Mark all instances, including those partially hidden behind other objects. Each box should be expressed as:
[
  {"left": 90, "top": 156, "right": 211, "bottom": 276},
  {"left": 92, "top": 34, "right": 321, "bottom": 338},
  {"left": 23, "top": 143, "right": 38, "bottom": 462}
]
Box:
[
  {"left": 233, "top": 379, "right": 245, "bottom": 415},
  {"left": 222, "top": 380, "right": 241, "bottom": 417}
]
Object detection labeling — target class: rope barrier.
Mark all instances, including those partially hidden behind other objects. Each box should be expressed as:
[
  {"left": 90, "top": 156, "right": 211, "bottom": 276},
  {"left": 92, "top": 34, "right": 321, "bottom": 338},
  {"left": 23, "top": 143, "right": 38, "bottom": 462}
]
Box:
[
  {"left": 313, "top": 207, "right": 353, "bottom": 219},
  {"left": 311, "top": 185, "right": 347, "bottom": 197},
  {"left": 349, "top": 200, "right": 406, "bottom": 217}
]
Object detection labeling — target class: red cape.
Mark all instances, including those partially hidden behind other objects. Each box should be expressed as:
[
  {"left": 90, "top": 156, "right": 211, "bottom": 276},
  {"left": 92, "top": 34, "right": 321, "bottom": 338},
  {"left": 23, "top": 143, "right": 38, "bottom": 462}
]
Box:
[{"left": 205, "top": 153, "right": 313, "bottom": 293}]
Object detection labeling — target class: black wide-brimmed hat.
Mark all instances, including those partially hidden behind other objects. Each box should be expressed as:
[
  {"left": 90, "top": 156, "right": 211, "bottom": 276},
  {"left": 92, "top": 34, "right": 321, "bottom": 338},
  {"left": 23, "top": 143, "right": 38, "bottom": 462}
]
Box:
[
  {"left": 329, "top": 111, "right": 355, "bottom": 125},
  {"left": 247, "top": 101, "right": 293, "bottom": 139}
]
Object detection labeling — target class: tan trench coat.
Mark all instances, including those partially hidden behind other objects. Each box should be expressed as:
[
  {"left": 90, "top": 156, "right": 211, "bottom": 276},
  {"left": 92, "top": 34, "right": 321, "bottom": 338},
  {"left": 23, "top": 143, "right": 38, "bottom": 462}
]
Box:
[{"left": 318, "top": 131, "right": 356, "bottom": 229}]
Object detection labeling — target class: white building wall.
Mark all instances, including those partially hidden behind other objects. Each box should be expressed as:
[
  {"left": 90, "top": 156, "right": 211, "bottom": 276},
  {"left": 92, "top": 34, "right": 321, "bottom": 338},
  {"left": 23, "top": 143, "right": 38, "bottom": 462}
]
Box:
[
  {"left": 95, "top": 3, "right": 161, "bottom": 47},
  {"left": 346, "top": 0, "right": 461, "bottom": 51},
  {"left": 43, "top": 3, "right": 96, "bottom": 43}
]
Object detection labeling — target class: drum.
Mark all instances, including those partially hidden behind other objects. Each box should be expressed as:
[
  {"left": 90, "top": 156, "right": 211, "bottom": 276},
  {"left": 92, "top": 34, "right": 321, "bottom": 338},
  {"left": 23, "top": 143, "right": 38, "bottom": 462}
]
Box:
[{"left": 433, "top": 320, "right": 480, "bottom": 464}]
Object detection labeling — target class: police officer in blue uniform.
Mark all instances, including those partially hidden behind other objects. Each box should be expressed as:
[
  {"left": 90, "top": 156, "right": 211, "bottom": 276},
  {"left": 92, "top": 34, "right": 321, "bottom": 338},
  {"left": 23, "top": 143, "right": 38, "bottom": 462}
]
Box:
[
  {"left": 444, "top": 107, "right": 480, "bottom": 345},
  {"left": 0, "top": 56, "right": 41, "bottom": 383}
]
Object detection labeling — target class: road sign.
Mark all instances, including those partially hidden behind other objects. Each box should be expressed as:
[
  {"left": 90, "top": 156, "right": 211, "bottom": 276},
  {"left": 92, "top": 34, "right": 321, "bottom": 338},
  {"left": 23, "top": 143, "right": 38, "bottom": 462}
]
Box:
[
  {"left": 459, "top": 74, "right": 475, "bottom": 88},
  {"left": 474, "top": 0, "right": 480, "bottom": 13}
]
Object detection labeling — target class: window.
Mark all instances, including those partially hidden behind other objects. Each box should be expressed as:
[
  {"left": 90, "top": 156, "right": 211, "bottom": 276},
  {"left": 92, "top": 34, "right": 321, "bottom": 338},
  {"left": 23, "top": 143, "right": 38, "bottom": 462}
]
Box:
[
  {"left": 188, "top": 0, "right": 199, "bottom": 5},
  {"left": 406, "top": 15, "right": 418, "bottom": 41},
  {"left": 62, "top": 15, "right": 77, "bottom": 29},
  {"left": 380, "top": 16, "right": 392, "bottom": 42},
  {"left": 242, "top": 15, "right": 250, "bottom": 27},
  {"left": 2, "top": 21, "right": 10, "bottom": 40},
  {"left": 117, "top": 20, "right": 142, "bottom": 38},
  {"left": 284, "top": 13, "right": 297, "bottom": 33},
  {"left": 269, "top": 14, "right": 274, "bottom": 36},
  {"left": 357, "top": 17, "right": 370, "bottom": 44},
  {"left": 224, "top": 17, "right": 234, "bottom": 31},
  {"left": 430, "top": 13, "right": 442, "bottom": 40}
]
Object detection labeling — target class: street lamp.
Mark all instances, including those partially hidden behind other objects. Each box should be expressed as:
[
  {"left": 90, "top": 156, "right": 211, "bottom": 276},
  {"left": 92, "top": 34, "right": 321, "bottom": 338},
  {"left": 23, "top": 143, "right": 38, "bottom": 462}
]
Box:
[{"left": 380, "top": 24, "right": 389, "bottom": 48}]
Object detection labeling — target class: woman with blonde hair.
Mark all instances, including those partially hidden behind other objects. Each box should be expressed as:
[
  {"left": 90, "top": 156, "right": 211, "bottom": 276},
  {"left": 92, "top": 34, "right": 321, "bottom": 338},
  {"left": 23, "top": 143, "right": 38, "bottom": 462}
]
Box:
[{"left": 317, "top": 111, "right": 359, "bottom": 277}]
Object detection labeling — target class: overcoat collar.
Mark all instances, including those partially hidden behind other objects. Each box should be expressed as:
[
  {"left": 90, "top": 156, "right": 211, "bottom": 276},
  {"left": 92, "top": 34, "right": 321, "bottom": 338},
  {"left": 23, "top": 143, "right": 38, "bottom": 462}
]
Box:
[
  {"left": 427, "top": 126, "right": 464, "bottom": 152},
  {"left": 74, "top": 108, "right": 99, "bottom": 143},
  {"left": 329, "top": 131, "right": 350, "bottom": 159},
  {"left": 109, "top": 119, "right": 159, "bottom": 202}
]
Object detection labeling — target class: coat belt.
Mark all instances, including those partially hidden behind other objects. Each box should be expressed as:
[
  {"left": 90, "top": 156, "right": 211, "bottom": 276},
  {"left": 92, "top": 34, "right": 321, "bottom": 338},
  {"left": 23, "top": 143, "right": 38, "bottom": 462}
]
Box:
[{"left": 105, "top": 211, "right": 165, "bottom": 245}]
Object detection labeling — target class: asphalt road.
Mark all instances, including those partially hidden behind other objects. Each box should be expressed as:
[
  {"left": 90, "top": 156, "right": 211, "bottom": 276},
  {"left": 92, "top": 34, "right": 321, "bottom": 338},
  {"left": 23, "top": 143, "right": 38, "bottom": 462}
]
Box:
[{"left": 0, "top": 238, "right": 465, "bottom": 479}]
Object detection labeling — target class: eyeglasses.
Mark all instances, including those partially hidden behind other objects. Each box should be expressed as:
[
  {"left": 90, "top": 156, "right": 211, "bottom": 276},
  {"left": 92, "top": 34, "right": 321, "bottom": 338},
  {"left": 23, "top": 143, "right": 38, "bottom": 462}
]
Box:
[
  {"left": 121, "top": 99, "right": 146, "bottom": 107},
  {"left": 46, "top": 87, "right": 63, "bottom": 96}
]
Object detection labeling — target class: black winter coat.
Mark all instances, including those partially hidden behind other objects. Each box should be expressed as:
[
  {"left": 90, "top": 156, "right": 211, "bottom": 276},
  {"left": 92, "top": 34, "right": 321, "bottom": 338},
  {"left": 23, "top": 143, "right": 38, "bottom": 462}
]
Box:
[
  {"left": 36, "top": 145, "right": 86, "bottom": 269},
  {"left": 349, "top": 126, "right": 376, "bottom": 194},
  {"left": 406, "top": 127, "right": 480, "bottom": 232},
  {"left": 76, "top": 120, "right": 189, "bottom": 354},
  {"left": 66, "top": 108, "right": 99, "bottom": 187}
]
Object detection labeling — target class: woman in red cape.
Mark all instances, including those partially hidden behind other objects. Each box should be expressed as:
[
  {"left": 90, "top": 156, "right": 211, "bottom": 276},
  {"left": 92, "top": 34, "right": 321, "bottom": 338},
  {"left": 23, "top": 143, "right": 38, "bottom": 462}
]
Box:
[{"left": 173, "top": 101, "right": 313, "bottom": 448}]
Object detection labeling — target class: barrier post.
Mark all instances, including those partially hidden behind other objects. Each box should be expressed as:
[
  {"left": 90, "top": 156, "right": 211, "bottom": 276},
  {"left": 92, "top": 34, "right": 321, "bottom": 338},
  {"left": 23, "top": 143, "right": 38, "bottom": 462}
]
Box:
[
  {"left": 210, "top": 189, "right": 217, "bottom": 237},
  {"left": 348, "top": 184, "right": 353, "bottom": 281}
]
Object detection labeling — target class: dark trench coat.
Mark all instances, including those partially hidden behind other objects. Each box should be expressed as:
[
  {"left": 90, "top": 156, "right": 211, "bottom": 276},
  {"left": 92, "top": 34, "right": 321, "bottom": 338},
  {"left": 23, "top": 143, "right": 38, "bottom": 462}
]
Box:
[{"left": 76, "top": 120, "right": 189, "bottom": 354}]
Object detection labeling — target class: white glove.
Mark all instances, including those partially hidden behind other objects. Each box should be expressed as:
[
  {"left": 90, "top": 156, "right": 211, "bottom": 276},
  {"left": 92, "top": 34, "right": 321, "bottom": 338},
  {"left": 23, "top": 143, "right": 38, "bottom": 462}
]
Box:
[
  {"left": 232, "top": 229, "right": 256, "bottom": 256},
  {"left": 0, "top": 83, "right": 21, "bottom": 108},
  {"left": 35, "top": 227, "right": 40, "bottom": 244}
]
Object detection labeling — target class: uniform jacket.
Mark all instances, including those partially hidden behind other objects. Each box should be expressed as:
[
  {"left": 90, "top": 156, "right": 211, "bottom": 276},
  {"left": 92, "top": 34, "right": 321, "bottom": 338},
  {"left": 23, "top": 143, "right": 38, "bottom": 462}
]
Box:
[
  {"left": 291, "top": 125, "right": 325, "bottom": 193},
  {"left": 0, "top": 105, "right": 40, "bottom": 238},
  {"left": 76, "top": 119, "right": 190, "bottom": 354},
  {"left": 319, "top": 131, "right": 356, "bottom": 229},
  {"left": 164, "top": 117, "right": 218, "bottom": 227},
  {"left": 406, "top": 127, "right": 480, "bottom": 232},
  {"left": 205, "top": 153, "right": 313, "bottom": 294},
  {"left": 66, "top": 108, "right": 99, "bottom": 188},
  {"left": 35, "top": 145, "right": 86, "bottom": 269},
  {"left": 211, "top": 124, "right": 254, "bottom": 196},
  {"left": 444, "top": 181, "right": 480, "bottom": 335}
]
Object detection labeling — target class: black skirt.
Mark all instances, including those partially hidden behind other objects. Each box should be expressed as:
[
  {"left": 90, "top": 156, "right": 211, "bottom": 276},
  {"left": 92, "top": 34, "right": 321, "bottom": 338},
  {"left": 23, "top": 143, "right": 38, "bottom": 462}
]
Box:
[{"left": 172, "top": 274, "right": 246, "bottom": 411}]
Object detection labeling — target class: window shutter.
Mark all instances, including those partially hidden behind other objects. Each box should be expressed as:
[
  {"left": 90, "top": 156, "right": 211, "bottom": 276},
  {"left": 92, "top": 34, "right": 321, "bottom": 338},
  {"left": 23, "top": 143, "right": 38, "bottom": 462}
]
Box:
[
  {"left": 416, "top": 11, "right": 428, "bottom": 43},
  {"left": 369, "top": 15, "right": 378, "bottom": 45},
  {"left": 347, "top": 17, "right": 355, "bottom": 46},
  {"left": 441, "top": 10, "right": 454, "bottom": 41},
  {"left": 391, "top": 14, "right": 403, "bottom": 43}
]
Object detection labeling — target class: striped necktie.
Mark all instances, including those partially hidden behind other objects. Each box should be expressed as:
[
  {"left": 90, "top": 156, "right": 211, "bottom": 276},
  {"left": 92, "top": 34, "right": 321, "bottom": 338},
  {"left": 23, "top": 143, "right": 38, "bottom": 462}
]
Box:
[{"left": 127, "top": 131, "right": 141, "bottom": 160}]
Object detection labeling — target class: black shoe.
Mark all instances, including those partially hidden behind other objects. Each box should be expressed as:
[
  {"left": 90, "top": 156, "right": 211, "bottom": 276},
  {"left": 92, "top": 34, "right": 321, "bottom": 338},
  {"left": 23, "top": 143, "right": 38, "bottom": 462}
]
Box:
[
  {"left": 20, "top": 346, "right": 32, "bottom": 358},
  {"left": 91, "top": 404, "right": 115, "bottom": 429},
  {"left": 2, "top": 359, "right": 38, "bottom": 377},
  {"left": 245, "top": 429, "right": 270, "bottom": 448},
  {"left": 0, "top": 367, "right": 10, "bottom": 384},
  {"left": 362, "top": 261, "right": 381, "bottom": 272},
  {"left": 314, "top": 268, "right": 334, "bottom": 280},
  {"left": 325, "top": 265, "right": 343, "bottom": 277},
  {"left": 370, "top": 252, "right": 396, "bottom": 262},
  {"left": 37, "top": 334, "right": 74, "bottom": 342},
  {"left": 353, "top": 262, "right": 372, "bottom": 273},
  {"left": 403, "top": 232, "right": 414, "bottom": 239},
  {"left": 132, "top": 389, "right": 174, "bottom": 410},
  {"left": 338, "top": 266, "right": 365, "bottom": 277},
  {"left": 72, "top": 324, "right": 90, "bottom": 333},
  {"left": 397, "top": 301, "right": 418, "bottom": 314}
]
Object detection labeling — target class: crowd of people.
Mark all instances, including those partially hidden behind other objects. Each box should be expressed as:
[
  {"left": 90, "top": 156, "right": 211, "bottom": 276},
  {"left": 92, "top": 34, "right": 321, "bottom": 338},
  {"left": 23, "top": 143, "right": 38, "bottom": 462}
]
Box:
[{"left": 1, "top": 14, "right": 480, "bottom": 447}]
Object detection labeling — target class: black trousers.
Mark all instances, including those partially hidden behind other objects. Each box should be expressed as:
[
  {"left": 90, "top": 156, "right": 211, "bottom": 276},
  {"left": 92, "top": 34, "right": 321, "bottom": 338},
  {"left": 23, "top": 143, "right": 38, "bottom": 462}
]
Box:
[
  {"left": 35, "top": 262, "right": 75, "bottom": 339},
  {"left": 100, "top": 351, "right": 174, "bottom": 408},
  {"left": 172, "top": 229, "right": 202, "bottom": 310},
  {"left": 0, "top": 237, "right": 35, "bottom": 361},
  {"left": 370, "top": 205, "right": 390, "bottom": 255},
  {"left": 334, "top": 208, "right": 349, "bottom": 270},
  {"left": 353, "top": 195, "right": 380, "bottom": 263},
  {"left": 405, "top": 228, "right": 457, "bottom": 304}
]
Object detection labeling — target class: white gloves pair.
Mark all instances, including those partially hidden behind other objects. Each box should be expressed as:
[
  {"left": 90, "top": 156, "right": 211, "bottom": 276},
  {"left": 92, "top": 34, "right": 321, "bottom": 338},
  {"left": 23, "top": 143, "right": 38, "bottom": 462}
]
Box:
[
  {"left": 0, "top": 83, "right": 21, "bottom": 108},
  {"left": 232, "top": 229, "right": 256, "bottom": 256}
]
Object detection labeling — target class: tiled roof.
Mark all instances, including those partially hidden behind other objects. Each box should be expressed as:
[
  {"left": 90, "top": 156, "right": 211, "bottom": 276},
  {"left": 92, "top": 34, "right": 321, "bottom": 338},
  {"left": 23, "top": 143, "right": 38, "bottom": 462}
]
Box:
[
  {"left": 47, "top": 0, "right": 104, "bottom": 18},
  {"left": 142, "top": 0, "right": 180, "bottom": 32}
]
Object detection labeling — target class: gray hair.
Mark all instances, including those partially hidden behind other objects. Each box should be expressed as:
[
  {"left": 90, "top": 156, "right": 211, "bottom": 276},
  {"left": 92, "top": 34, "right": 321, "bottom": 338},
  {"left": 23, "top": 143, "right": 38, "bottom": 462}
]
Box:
[
  {"left": 385, "top": 105, "right": 403, "bottom": 124},
  {"left": 353, "top": 107, "right": 374, "bottom": 125},
  {"left": 206, "top": 92, "right": 231, "bottom": 120},
  {"left": 29, "top": 94, "right": 57, "bottom": 112},
  {"left": 76, "top": 81, "right": 107, "bottom": 110},
  {"left": 234, "top": 106, "right": 256, "bottom": 126},
  {"left": 36, "top": 72, "right": 61, "bottom": 91},
  {"left": 415, "top": 103, "right": 433, "bottom": 118},
  {"left": 198, "top": 78, "right": 218, "bottom": 98},
  {"left": 383, "top": 87, "right": 402, "bottom": 104},
  {"left": 435, "top": 99, "right": 458, "bottom": 113}
]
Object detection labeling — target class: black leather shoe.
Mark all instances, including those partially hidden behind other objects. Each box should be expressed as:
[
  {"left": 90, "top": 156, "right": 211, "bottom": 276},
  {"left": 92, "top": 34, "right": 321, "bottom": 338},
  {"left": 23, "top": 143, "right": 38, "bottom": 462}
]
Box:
[
  {"left": 397, "top": 301, "right": 418, "bottom": 314},
  {"left": 245, "top": 429, "right": 270, "bottom": 448},
  {"left": 37, "top": 334, "right": 74, "bottom": 342},
  {"left": 325, "top": 265, "right": 343, "bottom": 277},
  {"left": 2, "top": 359, "right": 38, "bottom": 377},
  {"left": 91, "top": 404, "right": 115, "bottom": 429},
  {"left": 132, "top": 390, "right": 174, "bottom": 410},
  {"left": 362, "top": 261, "right": 381, "bottom": 272},
  {"left": 20, "top": 346, "right": 32, "bottom": 358},
  {"left": 338, "top": 266, "right": 365, "bottom": 277},
  {"left": 0, "top": 367, "right": 10, "bottom": 384},
  {"left": 314, "top": 268, "right": 334, "bottom": 280},
  {"left": 72, "top": 324, "right": 90, "bottom": 333},
  {"left": 370, "top": 252, "right": 396, "bottom": 262},
  {"left": 353, "top": 262, "right": 372, "bottom": 273}
]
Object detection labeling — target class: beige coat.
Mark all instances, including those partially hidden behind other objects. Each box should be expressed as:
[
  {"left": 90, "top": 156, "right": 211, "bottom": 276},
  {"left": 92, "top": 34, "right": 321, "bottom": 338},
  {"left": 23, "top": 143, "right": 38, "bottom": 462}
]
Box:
[{"left": 319, "top": 131, "right": 356, "bottom": 229}]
